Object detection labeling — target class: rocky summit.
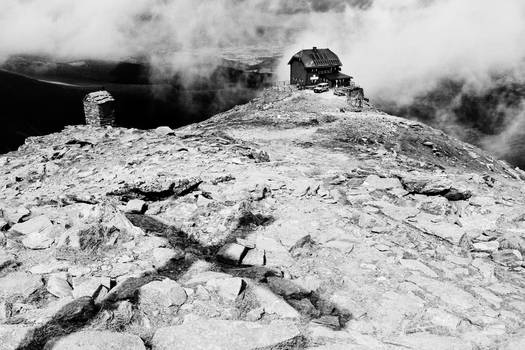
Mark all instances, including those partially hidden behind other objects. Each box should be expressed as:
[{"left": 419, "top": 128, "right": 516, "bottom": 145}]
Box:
[{"left": 1, "top": 87, "right": 525, "bottom": 349}]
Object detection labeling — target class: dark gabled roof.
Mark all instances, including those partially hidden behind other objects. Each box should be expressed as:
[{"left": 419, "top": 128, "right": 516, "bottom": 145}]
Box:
[{"left": 288, "top": 48, "right": 342, "bottom": 68}]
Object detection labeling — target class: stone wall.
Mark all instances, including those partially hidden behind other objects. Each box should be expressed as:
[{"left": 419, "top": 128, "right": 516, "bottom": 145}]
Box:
[{"left": 83, "top": 91, "right": 115, "bottom": 127}]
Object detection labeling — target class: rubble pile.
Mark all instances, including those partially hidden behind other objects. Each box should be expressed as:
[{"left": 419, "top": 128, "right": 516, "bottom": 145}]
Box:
[{"left": 1, "top": 88, "right": 525, "bottom": 349}]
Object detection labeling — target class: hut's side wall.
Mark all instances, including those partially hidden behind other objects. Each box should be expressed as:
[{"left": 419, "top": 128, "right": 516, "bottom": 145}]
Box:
[{"left": 290, "top": 60, "right": 307, "bottom": 86}]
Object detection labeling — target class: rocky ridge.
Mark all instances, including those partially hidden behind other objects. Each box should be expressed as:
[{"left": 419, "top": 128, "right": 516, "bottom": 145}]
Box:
[{"left": 0, "top": 87, "right": 525, "bottom": 349}]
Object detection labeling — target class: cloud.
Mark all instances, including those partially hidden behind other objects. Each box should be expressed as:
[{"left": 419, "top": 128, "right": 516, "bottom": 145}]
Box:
[
  {"left": 283, "top": 0, "right": 525, "bottom": 103},
  {"left": 2, "top": 0, "right": 525, "bottom": 165}
]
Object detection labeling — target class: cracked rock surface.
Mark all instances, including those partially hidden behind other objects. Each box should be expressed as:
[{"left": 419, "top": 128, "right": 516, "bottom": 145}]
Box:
[{"left": 0, "top": 88, "right": 525, "bottom": 349}]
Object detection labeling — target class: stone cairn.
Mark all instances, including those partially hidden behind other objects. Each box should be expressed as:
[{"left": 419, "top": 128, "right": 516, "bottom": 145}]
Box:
[{"left": 83, "top": 90, "right": 116, "bottom": 127}]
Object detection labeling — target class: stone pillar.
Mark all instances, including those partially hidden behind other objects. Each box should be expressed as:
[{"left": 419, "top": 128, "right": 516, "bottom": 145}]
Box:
[{"left": 83, "top": 90, "right": 115, "bottom": 127}]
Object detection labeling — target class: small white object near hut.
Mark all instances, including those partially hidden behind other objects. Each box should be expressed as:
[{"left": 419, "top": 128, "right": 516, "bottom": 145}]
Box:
[{"left": 83, "top": 90, "right": 115, "bottom": 126}]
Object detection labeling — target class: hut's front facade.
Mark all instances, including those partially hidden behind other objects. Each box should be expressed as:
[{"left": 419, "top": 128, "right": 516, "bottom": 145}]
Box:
[{"left": 288, "top": 47, "right": 352, "bottom": 88}]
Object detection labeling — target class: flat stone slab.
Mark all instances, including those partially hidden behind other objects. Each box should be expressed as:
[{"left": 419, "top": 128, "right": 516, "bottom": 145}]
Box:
[
  {"left": 44, "top": 331, "right": 146, "bottom": 350},
  {"left": 152, "top": 319, "right": 301, "bottom": 350}
]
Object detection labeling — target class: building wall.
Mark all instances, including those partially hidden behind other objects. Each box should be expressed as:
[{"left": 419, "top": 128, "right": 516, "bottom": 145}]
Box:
[
  {"left": 290, "top": 59, "right": 346, "bottom": 87},
  {"left": 290, "top": 60, "right": 307, "bottom": 85},
  {"left": 306, "top": 67, "right": 340, "bottom": 86}
]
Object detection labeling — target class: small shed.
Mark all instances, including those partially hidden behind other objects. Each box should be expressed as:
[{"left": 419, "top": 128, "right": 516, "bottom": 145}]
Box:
[
  {"left": 83, "top": 90, "right": 115, "bottom": 127},
  {"left": 288, "top": 47, "right": 352, "bottom": 87}
]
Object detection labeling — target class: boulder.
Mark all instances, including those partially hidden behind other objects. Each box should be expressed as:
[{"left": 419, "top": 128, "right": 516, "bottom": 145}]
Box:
[
  {"left": 152, "top": 247, "right": 184, "bottom": 267},
  {"left": 267, "top": 277, "right": 310, "bottom": 299},
  {"left": 400, "top": 174, "right": 472, "bottom": 200},
  {"left": 138, "top": 279, "right": 187, "bottom": 312},
  {"left": 124, "top": 199, "right": 147, "bottom": 214},
  {"left": 2, "top": 206, "right": 30, "bottom": 224},
  {"left": 72, "top": 277, "right": 110, "bottom": 299},
  {"left": 154, "top": 126, "right": 175, "bottom": 136},
  {"left": 472, "top": 241, "right": 500, "bottom": 253},
  {"left": 44, "top": 331, "right": 146, "bottom": 350},
  {"left": 206, "top": 277, "right": 245, "bottom": 301},
  {"left": 152, "top": 319, "right": 302, "bottom": 350},
  {"left": 10, "top": 215, "right": 53, "bottom": 235},
  {"left": 251, "top": 283, "right": 300, "bottom": 319},
  {"left": 22, "top": 231, "right": 55, "bottom": 249},
  {"left": 361, "top": 175, "right": 403, "bottom": 191},
  {"left": 47, "top": 273, "right": 72, "bottom": 298},
  {"left": 240, "top": 248, "right": 265, "bottom": 266},
  {"left": 11, "top": 215, "right": 55, "bottom": 249},
  {"left": 216, "top": 243, "right": 247, "bottom": 265},
  {"left": 184, "top": 271, "right": 232, "bottom": 286}
]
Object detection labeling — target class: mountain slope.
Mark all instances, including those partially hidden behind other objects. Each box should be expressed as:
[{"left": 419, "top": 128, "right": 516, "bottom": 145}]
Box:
[{"left": 1, "top": 87, "right": 524, "bottom": 349}]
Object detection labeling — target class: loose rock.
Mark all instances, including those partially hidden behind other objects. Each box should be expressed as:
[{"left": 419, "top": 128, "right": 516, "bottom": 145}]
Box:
[
  {"left": 206, "top": 277, "right": 245, "bottom": 301},
  {"left": 240, "top": 248, "right": 265, "bottom": 266},
  {"left": 139, "top": 278, "right": 187, "bottom": 312},
  {"left": 251, "top": 283, "right": 300, "bottom": 319},
  {"left": 217, "top": 243, "right": 247, "bottom": 265},
  {"left": 124, "top": 199, "right": 148, "bottom": 214},
  {"left": 152, "top": 247, "right": 184, "bottom": 267},
  {"left": 47, "top": 273, "right": 73, "bottom": 298}
]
